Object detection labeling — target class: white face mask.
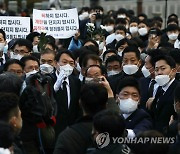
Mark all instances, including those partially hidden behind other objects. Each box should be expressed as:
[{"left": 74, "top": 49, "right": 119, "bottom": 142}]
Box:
[
  {"left": 104, "top": 26, "right": 114, "bottom": 33},
  {"left": 117, "top": 15, "right": 126, "bottom": 18},
  {"left": 119, "top": 98, "right": 138, "bottom": 114},
  {"left": 76, "top": 62, "right": 81, "bottom": 72},
  {"left": 79, "top": 12, "right": 89, "bottom": 21},
  {"left": 84, "top": 77, "right": 94, "bottom": 84},
  {"left": 129, "top": 27, "right": 138, "bottom": 34},
  {"left": 174, "top": 39, "right": 180, "bottom": 49},
  {"left": 58, "top": 64, "right": 74, "bottom": 77},
  {"left": 0, "top": 42, "right": 5, "bottom": 51},
  {"left": 107, "top": 70, "right": 120, "bottom": 76},
  {"left": 141, "top": 65, "right": 151, "bottom": 78},
  {"left": 117, "top": 50, "right": 123, "bottom": 57},
  {"left": 99, "top": 42, "right": 105, "bottom": 51},
  {"left": 26, "top": 70, "right": 38, "bottom": 78},
  {"left": 155, "top": 74, "right": 170, "bottom": 86},
  {"left": 33, "top": 45, "right": 39, "bottom": 53},
  {"left": 115, "top": 34, "right": 124, "bottom": 42},
  {"left": 10, "top": 52, "right": 23, "bottom": 60},
  {"left": 3, "top": 45, "right": 8, "bottom": 54},
  {"left": 40, "top": 64, "right": 54, "bottom": 74},
  {"left": 123, "top": 64, "right": 139, "bottom": 75},
  {"left": 138, "top": 27, "right": 148, "bottom": 36},
  {"left": 168, "top": 33, "right": 178, "bottom": 41}
]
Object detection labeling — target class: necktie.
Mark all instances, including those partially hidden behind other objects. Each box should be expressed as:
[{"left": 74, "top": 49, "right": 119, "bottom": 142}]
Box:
[
  {"left": 0, "top": 58, "right": 3, "bottom": 66},
  {"left": 148, "top": 80, "right": 156, "bottom": 97},
  {"left": 155, "top": 86, "right": 164, "bottom": 108},
  {"left": 62, "top": 80, "right": 68, "bottom": 108}
]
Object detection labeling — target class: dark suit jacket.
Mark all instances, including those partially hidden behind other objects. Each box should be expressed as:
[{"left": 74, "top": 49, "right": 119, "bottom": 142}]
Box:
[
  {"left": 151, "top": 80, "right": 179, "bottom": 132},
  {"left": 54, "top": 74, "right": 82, "bottom": 138},
  {"left": 139, "top": 77, "right": 151, "bottom": 110},
  {"left": 0, "top": 53, "right": 9, "bottom": 74},
  {"left": 125, "top": 109, "right": 153, "bottom": 135}
]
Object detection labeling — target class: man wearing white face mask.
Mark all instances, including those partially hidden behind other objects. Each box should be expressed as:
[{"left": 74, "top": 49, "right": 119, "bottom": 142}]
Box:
[
  {"left": 53, "top": 50, "right": 82, "bottom": 138},
  {"left": 40, "top": 48, "right": 56, "bottom": 75},
  {"left": 0, "top": 29, "right": 9, "bottom": 73},
  {"left": 139, "top": 49, "right": 165, "bottom": 110},
  {"left": 166, "top": 24, "right": 179, "bottom": 47},
  {"left": 116, "top": 77, "right": 152, "bottom": 138},
  {"left": 150, "top": 55, "right": 179, "bottom": 132},
  {"left": 121, "top": 46, "right": 143, "bottom": 77},
  {"left": 106, "top": 25, "right": 126, "bottom": 50},
  {"left": 137, "top": 20, "right": 149, "bottom": 47}
]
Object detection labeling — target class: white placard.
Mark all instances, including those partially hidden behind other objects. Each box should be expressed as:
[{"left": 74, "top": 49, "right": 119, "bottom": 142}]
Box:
[
  {"left": 33, "top": 8, "right": 79, "bottom": 39},
  {"left": 0, "top": 16, "right": 30, "bottom": 41}
]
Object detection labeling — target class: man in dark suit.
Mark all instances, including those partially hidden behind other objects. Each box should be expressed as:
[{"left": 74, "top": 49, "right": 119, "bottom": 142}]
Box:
[
  {"left": 0, "top": 29, "right": 9, "bottom": 73},
  {"left": 150, "top": 55, "right": 179, "bottom": 132},
  {"left": 116, "top": 77, "right": 152, "bottom": 138},
  {"left": 139, "top": 49, "right": 166, "bottom": 110},
  {"left": 53, "top": 50, "right": 82, "bottom": 138}
]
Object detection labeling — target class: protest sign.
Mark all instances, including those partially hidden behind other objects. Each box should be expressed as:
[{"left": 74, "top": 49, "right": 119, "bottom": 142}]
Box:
[
  {"left": 0, "top": 16, "right": 30, "bottom": 41},
  {"left": 33, "top": 8, "right": 79, "bottom": 39}
]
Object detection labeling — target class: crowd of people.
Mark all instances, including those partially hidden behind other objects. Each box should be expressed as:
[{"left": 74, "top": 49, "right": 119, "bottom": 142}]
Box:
[{"left": 0, "top": 5, "right": 180, "bottom": 154}]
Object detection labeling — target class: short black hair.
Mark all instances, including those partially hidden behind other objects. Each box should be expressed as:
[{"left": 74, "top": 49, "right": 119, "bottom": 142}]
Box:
[
  {"left": 166, "top": 24, "right": 179, "bottom": 32},
  {"left": 0, "top": 29, "right": 6, "bottom": 40},
  {"left": 26, "top": 32, "right": 40, "bottom": 43},
  {"left": 0, "top": 93, "right": 19, "bottom": 122},
  {"left": 20, "top": 55, "right": 40, "bottom": 66},
  {"left": 138, "top": 13, "right": 147, "bottom": 20},
  {"left": 83, "top": 39, "right": 99, "bottom": 48},
  {"left": 0, "top": 72, "right": 23, "bottom": 96},
  {"left": 93, "top": 109, "right": 125, "bottom": 137},
  {"left": 55, "top": 49, "right": 75, "bottom": 62},
  {"left": 80, "top": 83, "right": 108, "bottom": 115},
  {"left": 153, "top": 16, "right": 163, "bottom": 23},
  {"left": 122, "top": 46, "right": 140, "bottom": 60},
  {"left": 174, "top": 85, "right": 180, "bottom": 103},
  {"left": 116, "top": 77, "right": 140, "bottom": 95},
  {"left": 115, "top": 38, "right": 128, "bottom": 50},
  {"left": 169, "top": 49, "right": 180, "bottom": 64},
  {"left": 105, "top": 55, "right": 122, "bottom": 67},
  {"left": 116, "top": 8, "right": 127, "bottom": 16},
  {"left": 4, "top": 59, "right": 24, "bottom": 71},
  {"left": 168, "top": 13, "right": 178, "bottom": 20},
  {"left": 147, "top": 49, "right": 167, "bottom": 66},
  {"left": 153, "top": 55, "right": 176, "bottom": 69},
  {"left": 82, "top": 54, "right": 102, "bottom": 68},
  {"left": 167, "top": 18, "right": 179, "bottom": 25},
  {"left": 103, "top": 17, "right": 115, "bottom": 25},
  {"left": 103, "top": 49, "right": 117, "bottom": 61},
  {"left": 138, "top": 19, "right": 149, "bottom": 27},
  {"left": 13, "top": 38, "right": 33, "bottom": 52},
  {"left": 0, "top": 121, "right": 14, "bottom": 149},
  {"left": 115, "top": 18, "right": 127, "bottom": 25},
  {"left": 114, "top": 25, "right": 127, "bottom": 34}
]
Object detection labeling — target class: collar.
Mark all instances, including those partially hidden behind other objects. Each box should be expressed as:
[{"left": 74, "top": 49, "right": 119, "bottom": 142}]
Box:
[
  {"left": 123, "top": 113, "right": 132, "bottom": 119},
  {"left": 79, "top": 72, "right": 84, "bottom": 81},
  {"left": 0, "top": 53, "right": 5, "bottom": 64},
  {"left": 162, "top": 78, "right": 175, "bottom": 92}
]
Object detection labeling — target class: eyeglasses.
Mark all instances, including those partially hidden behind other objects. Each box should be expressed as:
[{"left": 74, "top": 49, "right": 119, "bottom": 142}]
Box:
[{"left": 13, "top": 49, "right": 29, "bottom": 55}]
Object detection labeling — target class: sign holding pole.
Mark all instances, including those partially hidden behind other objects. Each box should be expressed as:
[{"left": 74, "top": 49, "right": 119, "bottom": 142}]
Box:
[{"left": 33, "top": 8, "right": 79, "bottom": 39}]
